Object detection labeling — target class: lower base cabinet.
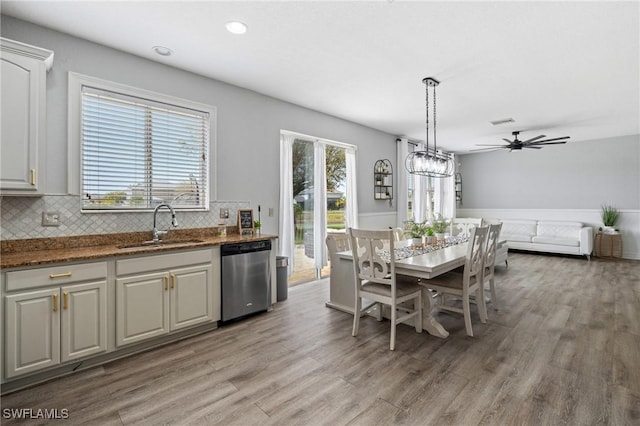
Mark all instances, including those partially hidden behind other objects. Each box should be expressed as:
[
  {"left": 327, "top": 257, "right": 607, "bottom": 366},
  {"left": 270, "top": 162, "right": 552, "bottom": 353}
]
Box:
[
  {"left": 4, "top": 280, "right": 107, "bottom": 379},
  {"left": 115, "top": 251, "right": 215, "bottom": 347},
  {"left": 2, "top": 247, "right": 221, "bottom": 385}
]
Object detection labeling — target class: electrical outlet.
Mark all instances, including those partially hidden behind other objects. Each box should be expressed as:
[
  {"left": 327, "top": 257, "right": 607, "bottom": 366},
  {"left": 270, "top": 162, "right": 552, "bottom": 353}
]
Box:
[
  {"left": 220, "top": 208, "right": 230, "bottom": 219},
  {"left": 268, "top": 207, "right": 274, "bottom": 217},
  {"left": 42, "top": 211, "right": 61, "bottom": 226}
]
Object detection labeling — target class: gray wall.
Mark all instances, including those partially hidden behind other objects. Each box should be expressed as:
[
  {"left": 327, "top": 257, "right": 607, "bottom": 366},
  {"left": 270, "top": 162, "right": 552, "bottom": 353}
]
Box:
[
  {"left": 0, "top": 16, "right": 398, "bottom": 236},
  {"left": 457, "top": 135, "right": 640, "bottom": 209}
]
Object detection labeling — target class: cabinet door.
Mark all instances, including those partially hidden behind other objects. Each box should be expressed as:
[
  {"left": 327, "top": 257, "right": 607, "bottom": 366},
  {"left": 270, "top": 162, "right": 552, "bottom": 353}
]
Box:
[
  {"left": 0, "top": 51, "right": 46, "bottom": 194},
  {"left": 61, "top": 281, "right": 108, "bottom": 362},
  {"left": 170, "top": 264, "right": 214, "bottom": 331},
  {"left": 5, "top": 288, "right": 60, "bottom": 378},
  {"left": 116, "top": 272, "right": 170, "bottom": 347}
]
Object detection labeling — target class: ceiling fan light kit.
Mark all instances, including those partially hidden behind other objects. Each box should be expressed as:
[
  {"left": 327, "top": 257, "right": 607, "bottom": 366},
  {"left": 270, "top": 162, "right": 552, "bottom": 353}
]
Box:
[
  {"left": 473, "top": 130, "right": 570, "bottom": 152},
  {"left": 405, "top": 77, "right": 455, "bottom": 178}
]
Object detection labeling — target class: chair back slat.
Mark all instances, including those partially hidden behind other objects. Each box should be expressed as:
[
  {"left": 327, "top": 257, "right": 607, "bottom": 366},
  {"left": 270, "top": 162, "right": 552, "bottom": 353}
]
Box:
[
  {"left": 326, "top": 233, "right": 350, "bottom": 264},
  {"left": 484, "top": 223, "right": 502, "bottom": 268},
  {"left": 465, "top": 226, "right": 488, "bottom": 280},
  {"left": 348, "top": 228, "right": 394, "bottom": 285}
]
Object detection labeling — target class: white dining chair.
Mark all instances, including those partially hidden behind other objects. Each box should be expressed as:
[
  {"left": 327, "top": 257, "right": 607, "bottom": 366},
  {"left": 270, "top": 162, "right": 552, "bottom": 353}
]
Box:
[
  {"left": 348, "top": 228, "right": 422, "bottom": 350},
  {"left": 421, "top": 226, "right": 488, "bottom": 337},
  {"left": 483, "top": 223, "right": 502, "bottom": 310},
  {"left": 451, "top": 217, "right": 483, "bottom": 238},
  {"left": 392, "top": 227, "right": 405, "bottom": 241}
]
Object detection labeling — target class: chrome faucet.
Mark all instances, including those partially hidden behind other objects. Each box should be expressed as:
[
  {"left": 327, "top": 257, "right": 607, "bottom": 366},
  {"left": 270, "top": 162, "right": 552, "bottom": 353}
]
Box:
[{"left": 152, "top": 203, "right": 178, "bottom": 242}]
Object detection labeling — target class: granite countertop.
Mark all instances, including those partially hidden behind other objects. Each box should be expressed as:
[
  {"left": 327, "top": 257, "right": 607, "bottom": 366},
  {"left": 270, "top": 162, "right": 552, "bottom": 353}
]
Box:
[{"left": 0, "top": 228, "right": 278, "bottom": 269}]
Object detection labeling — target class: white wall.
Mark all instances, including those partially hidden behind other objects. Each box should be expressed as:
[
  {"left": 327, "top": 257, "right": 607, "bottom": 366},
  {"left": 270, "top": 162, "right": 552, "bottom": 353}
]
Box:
[
  {"left": 457, "top": 135, "right": 640, "bottom": 259},
  {"left": 0, "top": 16, "right": 398, "bottom": 236}
]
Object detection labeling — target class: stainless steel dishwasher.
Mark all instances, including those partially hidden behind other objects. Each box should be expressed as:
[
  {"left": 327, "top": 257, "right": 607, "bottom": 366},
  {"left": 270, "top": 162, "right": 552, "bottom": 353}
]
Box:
[{"left": 221, "top": 240, "right": 271, "bottom": 322}]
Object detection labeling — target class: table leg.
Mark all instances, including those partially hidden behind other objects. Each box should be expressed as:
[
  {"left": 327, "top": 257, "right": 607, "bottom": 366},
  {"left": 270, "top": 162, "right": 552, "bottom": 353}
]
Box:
[{"left": 420, "top": 287, "right": 449, "bottom": 338}]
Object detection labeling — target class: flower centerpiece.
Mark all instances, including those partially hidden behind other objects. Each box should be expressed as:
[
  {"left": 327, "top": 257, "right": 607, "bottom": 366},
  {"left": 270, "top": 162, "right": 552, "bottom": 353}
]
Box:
[{"left": 601, "top": 205, "right": 619, "bottom": 234}]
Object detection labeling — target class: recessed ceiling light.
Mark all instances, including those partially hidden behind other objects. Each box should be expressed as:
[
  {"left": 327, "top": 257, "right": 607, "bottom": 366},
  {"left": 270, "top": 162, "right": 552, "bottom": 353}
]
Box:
[
  {"left": 225, "top": 21, "right": 248, "bottom": 35},
  {"left": 152, "top": 46, "right": 172, "bottom": 57}
]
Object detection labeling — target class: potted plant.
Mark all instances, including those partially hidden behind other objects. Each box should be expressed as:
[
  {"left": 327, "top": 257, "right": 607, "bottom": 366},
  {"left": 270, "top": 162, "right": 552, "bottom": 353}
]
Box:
[
  {"left": 431, "top": 215, "right": 449, "bottom": 241},
  {"left": 407, "top": 221, "right": 435, "bottom": 245},
  {"left": 407, "top": 221, "right": 429, "bottom": 238},
  {"left": 254, "top": 220, "right": 262, "bottom": 234},
  {"left": 601, "top": 205, "right": 619, "bottom": 234}
]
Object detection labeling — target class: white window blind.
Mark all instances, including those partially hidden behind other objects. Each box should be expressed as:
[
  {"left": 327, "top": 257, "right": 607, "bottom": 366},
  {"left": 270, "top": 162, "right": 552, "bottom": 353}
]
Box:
[{"left": 81, "top": 86, "right": 209, "bottom": 210}]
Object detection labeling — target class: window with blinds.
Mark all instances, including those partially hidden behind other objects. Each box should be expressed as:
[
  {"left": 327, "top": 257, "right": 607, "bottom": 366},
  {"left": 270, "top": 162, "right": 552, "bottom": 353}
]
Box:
[{"left": 80, "top": 86, "right": 209, "bottom": 211}]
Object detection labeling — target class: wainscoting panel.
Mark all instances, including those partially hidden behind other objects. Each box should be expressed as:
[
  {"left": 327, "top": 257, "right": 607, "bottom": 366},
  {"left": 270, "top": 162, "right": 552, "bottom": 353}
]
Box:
[{"left": 358, "top": 212, "right": 397, "bottom": 230}]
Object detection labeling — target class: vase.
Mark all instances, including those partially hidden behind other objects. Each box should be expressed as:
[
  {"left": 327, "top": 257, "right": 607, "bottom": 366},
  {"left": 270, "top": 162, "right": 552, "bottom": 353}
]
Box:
[{"left": 435, "top": 233, "right": 445, "bottom": 241}]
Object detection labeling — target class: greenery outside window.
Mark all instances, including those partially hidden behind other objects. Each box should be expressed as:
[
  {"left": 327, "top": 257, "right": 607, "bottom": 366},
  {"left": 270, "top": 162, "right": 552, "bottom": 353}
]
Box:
[{"left": 68, "top": 73, "right": 215, "bottom": 211}]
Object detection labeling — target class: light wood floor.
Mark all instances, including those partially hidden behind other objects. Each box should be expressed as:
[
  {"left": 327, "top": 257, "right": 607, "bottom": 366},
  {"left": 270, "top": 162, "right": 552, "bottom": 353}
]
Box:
[{"left": 2, "top": 252, "right": 640, "bottom": 425}]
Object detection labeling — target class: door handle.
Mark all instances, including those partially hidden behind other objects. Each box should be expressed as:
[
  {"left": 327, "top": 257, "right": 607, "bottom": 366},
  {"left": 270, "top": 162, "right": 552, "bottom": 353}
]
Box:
[
  {"left": 164, "top": 276, "right": 169, "bottom": 291},
  {"left": 170, "top": 274, "right": 176, "bottom": 289},
  {"left": 52, "top": 293, "right": 59, "bottom": 312},
  {"left": 63, "top": 292, "right": 69, "bottom": 310}
]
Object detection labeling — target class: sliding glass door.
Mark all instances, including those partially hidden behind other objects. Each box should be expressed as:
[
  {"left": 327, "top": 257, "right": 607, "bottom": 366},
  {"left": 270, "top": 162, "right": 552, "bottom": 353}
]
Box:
[{"left": 280, "top": 133, "right": 352, "bottom": 286}]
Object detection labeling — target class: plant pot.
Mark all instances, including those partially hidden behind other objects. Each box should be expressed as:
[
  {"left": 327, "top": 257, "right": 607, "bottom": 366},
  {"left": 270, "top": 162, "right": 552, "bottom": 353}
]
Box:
[
  {"left": 435, "top": 233, "right": 445, "bottom": 241},
  {"left": 602, "top": 226, "right": 616, "bottom": 234}
]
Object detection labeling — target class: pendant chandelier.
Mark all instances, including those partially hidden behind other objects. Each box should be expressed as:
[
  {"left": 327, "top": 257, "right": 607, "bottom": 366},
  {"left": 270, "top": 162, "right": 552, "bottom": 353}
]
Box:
[{"left": 405, "top": 77, "right": 454, "bottom": 178}]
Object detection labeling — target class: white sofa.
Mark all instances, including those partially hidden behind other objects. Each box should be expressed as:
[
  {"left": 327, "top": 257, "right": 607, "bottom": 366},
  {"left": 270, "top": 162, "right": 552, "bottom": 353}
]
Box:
[{"left": 499, "top": 219, "right": 593, "bottom": 260}]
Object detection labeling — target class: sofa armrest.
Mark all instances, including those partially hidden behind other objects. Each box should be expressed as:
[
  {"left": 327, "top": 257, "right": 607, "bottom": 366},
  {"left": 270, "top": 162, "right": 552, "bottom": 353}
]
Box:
[{"left": 580, "top": 227, "right": 593, "bottom": 255}]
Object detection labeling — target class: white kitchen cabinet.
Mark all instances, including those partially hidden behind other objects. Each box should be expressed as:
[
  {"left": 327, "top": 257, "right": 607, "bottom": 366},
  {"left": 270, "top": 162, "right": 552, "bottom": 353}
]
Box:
[
  {"left": 115, "top": 249, "right": 215, "bottom": 347},
  {"left": 4, "top": 261, "right": 107, "bottom": 379},
  {"left": 5, "top": 288, "right": 60, "bottom": 378},
  {"left": 60, "top": 281, "right": 108, "bottom": 362},
  {"left": 115, "top": 271, "right": 170, "bottom": 347},
  {"left": 0, "top": 38, "right": 53, "bottom": 195}
]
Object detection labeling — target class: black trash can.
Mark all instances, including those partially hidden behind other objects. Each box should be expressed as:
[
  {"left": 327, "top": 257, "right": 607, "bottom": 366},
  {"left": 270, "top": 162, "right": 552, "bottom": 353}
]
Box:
[{"left": 276, "top": 256, "right": 289, "bottom": 301}]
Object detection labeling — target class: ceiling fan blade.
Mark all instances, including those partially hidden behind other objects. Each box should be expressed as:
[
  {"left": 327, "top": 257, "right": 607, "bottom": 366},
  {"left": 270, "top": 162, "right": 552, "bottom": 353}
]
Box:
[
  {"left": 475, "top": 144, "right": 510, "bottom": 147},
  {"left": 522, "top": 134, "right": 546, "bottom": 143},
  {"left": 526, "top": 141, "right": 568, "bottom": 146},
  {"left": 470, "top": 147, "right": 504, "bottom": 152},
  {"left": 531, "top": 136, "right": 570, "bottom": 143},
  {"left": 502, "top": 138, "right": 513, "bottom": 143},
  {"left": 523, "top": 146, "right": 542, "bottom": 149}
]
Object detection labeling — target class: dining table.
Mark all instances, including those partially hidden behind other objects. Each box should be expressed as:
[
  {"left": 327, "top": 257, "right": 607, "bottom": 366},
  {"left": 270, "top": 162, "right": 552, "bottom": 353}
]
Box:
[{"left": 327, "top": 237, "right": 469, "bottom": 339}]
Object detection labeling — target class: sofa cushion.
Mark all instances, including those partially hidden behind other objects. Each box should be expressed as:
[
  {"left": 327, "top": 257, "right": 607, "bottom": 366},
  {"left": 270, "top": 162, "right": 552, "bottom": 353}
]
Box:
[
  {"left": 502, "top": 233, "right": 533, "bottom": 243},
  {"left": 537, "top": 221, "right": 583, "bottom": 240},
  {"left": 531, "top": 236, "right": 580, "bottom": 247},
  {"left": 500, "top": 220, "right": 537, "bottom": 238}
]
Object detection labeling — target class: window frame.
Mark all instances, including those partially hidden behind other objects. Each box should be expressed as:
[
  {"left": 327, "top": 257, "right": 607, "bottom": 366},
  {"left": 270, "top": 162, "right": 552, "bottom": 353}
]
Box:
[{"left": 68, "top": 72, "right": 216, "bottom": 212}]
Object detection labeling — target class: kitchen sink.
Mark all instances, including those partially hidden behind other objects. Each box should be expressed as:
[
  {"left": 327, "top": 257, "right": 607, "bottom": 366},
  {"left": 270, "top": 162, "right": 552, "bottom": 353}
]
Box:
[{"left": 117, "top": 239, "right": 205, "bottom": 250}]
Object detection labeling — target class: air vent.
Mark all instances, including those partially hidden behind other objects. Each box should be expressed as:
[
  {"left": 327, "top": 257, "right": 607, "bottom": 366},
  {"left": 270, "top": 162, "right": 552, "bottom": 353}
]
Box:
[{"left": 490, "top": 118, "right": 515, "bottom": 126}]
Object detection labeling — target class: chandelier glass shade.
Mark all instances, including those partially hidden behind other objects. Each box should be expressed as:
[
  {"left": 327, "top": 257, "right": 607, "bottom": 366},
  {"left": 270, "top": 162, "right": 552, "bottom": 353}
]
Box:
[{"left": 405, "top": 77, "right": 454, "bottom": 178}]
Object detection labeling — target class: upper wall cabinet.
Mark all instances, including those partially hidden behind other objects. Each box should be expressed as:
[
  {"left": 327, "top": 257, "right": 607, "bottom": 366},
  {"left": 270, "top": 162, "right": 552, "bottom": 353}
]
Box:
[{"left": 0, "top": 38, "right": 54, "bottom": 196}]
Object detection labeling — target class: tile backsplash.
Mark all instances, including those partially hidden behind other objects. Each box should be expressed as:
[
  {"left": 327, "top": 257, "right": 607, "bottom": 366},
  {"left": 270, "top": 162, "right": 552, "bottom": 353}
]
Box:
[{"left": 0, "top": 195, "right": 250, "bottom": 240}]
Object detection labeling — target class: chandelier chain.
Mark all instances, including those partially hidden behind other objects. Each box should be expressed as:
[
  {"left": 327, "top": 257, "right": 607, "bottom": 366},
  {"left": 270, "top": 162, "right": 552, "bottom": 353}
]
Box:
[
  {"left": 432, "top": 81, "right": 437, "bottom": 152},
  {"left": 425, "top": 78, "right": 430, "bottom": 150}
]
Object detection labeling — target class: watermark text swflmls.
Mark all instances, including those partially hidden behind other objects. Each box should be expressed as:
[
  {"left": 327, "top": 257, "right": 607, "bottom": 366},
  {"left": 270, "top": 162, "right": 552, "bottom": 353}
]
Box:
[{"left": 2, "top": 408, "right": 69, "bottom": 420}]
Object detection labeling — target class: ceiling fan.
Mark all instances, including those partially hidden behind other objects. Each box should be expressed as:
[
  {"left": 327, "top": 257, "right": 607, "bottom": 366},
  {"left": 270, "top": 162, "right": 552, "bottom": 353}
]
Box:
[{"left": 473, "top": 131, "right": 570, "bottom": 151}]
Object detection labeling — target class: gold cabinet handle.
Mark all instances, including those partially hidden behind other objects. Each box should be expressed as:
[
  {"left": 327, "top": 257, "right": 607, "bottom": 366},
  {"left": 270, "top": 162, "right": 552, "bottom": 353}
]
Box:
[
  {"left": 63, "top": 292, "right": 69, "bottom": 310},
  {"left": 171, "top": 274, "right": 176, "bottom": 289},
  {"left": 30, "top": 169, "right": 36, "bottom": 186},
  {"left": 52, "top": 293, "right": 59, "bottom": 312},
  {"left": 164, "top": 276, "right": 169, "bottom": 291},
  {"left": 50, "top": 272, "right": 72, "bottom": 279}
]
